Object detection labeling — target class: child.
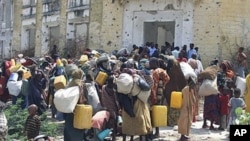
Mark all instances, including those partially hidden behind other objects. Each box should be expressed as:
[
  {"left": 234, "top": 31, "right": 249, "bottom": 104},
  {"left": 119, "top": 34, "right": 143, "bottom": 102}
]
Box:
[
  {"left": 227, "top": 88, "right": 246, "bottom": 129},
  {"left": 226, "top": 79, "right": 235, "bottom": 98},
  {"left": 24, "top": 104, "right": 41, "bottom": 140},
  {"left": 218, "top": 87, "right": 230, "bottom": 130}
]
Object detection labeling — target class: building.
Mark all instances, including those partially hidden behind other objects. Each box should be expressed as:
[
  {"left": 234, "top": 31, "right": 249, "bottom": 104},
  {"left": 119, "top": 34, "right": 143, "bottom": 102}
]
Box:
[
  {"left": 90, "top": 0, "right": 250, "bottom": 67},
  {"left": 0, "top": 0, "right": 13, "bottom": 59},
  {"left": 0, "top": 0, "right": 90, "bottom": 58},
  {"left": 1, "top": 0, "right": 250, "bottom": 67}
]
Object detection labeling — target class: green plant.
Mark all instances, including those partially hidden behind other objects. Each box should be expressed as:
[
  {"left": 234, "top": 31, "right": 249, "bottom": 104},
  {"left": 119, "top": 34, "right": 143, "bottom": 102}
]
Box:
[
  {"left": 4, "top": 99, "right": 60, "bottom": 140},
  {"left": 235, "top": 108, "right": 250, "bottom": 125}
]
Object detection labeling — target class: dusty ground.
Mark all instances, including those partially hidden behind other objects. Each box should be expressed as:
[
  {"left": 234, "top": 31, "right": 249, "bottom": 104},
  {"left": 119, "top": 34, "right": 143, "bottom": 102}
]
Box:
[{"left": 50, "top": 98, "right": 230, "bottom": 141}]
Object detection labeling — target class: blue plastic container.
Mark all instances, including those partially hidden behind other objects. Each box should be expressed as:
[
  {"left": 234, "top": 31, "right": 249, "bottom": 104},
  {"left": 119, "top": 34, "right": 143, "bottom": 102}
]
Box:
[
  {"left": 97, "top": 129, "right": 111, "bottom": 141},
  {"left": 8, "top": 73, "right": 18, "bottom": 81}
]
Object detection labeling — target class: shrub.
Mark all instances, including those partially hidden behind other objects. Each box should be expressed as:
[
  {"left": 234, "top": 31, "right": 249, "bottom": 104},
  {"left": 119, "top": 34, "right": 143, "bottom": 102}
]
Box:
[{"left": 4, "top": 99, "right": 60, "bottom": 140}]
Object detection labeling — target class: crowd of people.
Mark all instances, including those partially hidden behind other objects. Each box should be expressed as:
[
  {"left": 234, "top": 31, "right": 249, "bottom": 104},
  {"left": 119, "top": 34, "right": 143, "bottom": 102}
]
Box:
[{"left": 0, "top": 42, "right": 249, "bottom": 141}]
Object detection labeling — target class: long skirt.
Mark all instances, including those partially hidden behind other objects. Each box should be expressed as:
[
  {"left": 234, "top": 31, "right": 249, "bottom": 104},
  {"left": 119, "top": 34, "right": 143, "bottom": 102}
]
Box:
[
  {"left": 64, "top": 113, "right": 85, "bottom": 141},
  {"left": 167, "top": 107, "right": 180, "bottom": 127},
  {"left": 203, "top": 95, "right": 220, "bottom": 123},
  {"left": 122, "top": 100, "right": 152, "bottom": 135}
]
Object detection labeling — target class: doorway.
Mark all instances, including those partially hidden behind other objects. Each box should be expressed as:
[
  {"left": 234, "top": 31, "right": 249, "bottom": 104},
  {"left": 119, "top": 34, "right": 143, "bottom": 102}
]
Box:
[
  {"left": 144, "top": 21, "right": 175, "bottom": 47},
  {"left": 49, "top": 26, "right": 60, "bottom": 52}
]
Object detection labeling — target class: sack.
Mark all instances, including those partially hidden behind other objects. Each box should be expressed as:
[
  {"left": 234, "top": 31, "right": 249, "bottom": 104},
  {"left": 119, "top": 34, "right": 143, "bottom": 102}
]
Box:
[
  {"left": 235, "top": 76, "right": 246, "bottom": 97},
  {"left": 65, "top": 64, "right": 78, "bottom": 76},
  {"left": 54, "top": 86, "right": 80, "bottom": 113},
  {"left": 137, "top": 90, "right": 151, "bottom": 103},
  {"left": 7, "top": 80, "right": 22, "bottom": 96},
  {"left": 198, "top": 77, "right": 219, "bottom": 96},
  {"left": 85, "top": 83, "right": 102, "bottom": 112},
  {"left": 131, "top": 74, "right": 141, "bottom": 96},
  {"left": 96, "top": 54, "right": 109, "bottom": 64},
  {"left": 116, "top": 73, "right": 134, "bottom": 94},
  {"left": 180, "top": 62, "right": 197, "bottom": 80},
  {"left": 137, "top": 76, "right": 150, "bottom": 91},
  {"left": 198, "top": 65, "right": 218, "bottom": 80}
]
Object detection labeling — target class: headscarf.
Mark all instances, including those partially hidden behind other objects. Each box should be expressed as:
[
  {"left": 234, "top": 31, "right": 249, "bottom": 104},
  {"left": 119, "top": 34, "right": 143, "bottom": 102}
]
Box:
[
  {"left": 149, "top": 57, "right": 159, "bottom": 70},
  {"left": 67, "top": 69, "right": 84, "bottom": 87},
  {"left": 219, "top": 60, "right": 234, "bottom": 79}
]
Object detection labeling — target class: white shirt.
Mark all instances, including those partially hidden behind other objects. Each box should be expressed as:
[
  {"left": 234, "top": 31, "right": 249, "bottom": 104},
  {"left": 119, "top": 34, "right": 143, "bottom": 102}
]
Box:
[{"left": 172, "top": 50, "right": 180, "bottom": 59}]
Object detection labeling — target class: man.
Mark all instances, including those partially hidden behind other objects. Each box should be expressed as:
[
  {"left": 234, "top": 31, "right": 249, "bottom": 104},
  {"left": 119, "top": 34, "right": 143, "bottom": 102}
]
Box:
[
  {"left": 148, "top": 42, "right": 156, "bottom": 57},
  {"left": 235, "top": 47, "right": 247, "bottom": 77},
  {"left": 187, "top": 43, "right": 197, "bottom": 59},
  {"left": 172, "top": 46, "right": 180, "bottom": 59},
  {"left": 194, "top": 47, "right": 201, "bottom": 61}
]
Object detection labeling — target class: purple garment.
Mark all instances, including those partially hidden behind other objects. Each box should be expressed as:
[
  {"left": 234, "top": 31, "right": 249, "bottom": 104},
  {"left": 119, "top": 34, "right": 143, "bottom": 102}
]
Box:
[{"left": 203, "top": 95, "right": 220, "bottom": 123}]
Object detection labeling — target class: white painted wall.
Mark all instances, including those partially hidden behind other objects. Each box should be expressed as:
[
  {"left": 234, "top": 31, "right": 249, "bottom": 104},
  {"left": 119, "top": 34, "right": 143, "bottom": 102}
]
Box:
[{"left": 122, "top": 0, "right": 194, "bottom": 49}]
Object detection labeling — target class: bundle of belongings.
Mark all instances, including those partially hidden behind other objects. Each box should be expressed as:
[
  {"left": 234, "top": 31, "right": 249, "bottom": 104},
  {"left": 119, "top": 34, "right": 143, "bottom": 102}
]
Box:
[{"left": 198, "top": 65, "right": 219, "bottom": 96}]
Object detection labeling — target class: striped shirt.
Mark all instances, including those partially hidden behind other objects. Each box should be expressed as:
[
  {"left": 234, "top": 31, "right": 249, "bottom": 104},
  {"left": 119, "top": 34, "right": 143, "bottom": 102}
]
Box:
[{"left": 25, "top": 115, "right": 41, "bottom": 139}]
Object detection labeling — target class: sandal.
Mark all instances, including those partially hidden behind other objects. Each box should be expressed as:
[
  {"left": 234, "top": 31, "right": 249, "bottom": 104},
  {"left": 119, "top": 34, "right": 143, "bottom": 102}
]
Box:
[{"left": 209, "top": 126, "right": 217, "bottom": 130}]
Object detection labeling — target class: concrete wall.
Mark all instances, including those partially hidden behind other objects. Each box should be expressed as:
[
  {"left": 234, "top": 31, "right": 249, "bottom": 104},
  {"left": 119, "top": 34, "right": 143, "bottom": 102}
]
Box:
[
  {"left": 11, "top": 0, "right": 22, "bottom": 57},
  {"left": 89, "top": 0, "right": 194, "bottom": 52},
  {"left": 0, "top": 0, "right": 13, "bottom": 58},
  {"left": 194, "top": 0, "right": 250, "bottom": 68},
  {"left": 88, "top": 0, "right": 103, "bottom": 50},
  {"left": 122, "top": 0, "right": 194, "bottom": 50}
]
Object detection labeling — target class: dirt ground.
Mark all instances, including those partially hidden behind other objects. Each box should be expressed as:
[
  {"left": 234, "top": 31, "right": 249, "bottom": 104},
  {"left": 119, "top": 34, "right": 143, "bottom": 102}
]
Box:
[{"left": 50, "top": 98, "right": 230, "bottom": 141}]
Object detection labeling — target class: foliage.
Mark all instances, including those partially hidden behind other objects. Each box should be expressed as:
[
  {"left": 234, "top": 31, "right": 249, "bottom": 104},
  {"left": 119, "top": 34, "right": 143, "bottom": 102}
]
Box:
[
  {"left": 235, "top": 108, "right": 250, "bottom": 125},
  {"left": 4, "top": 99, "right": 60, "bottom": 140}
]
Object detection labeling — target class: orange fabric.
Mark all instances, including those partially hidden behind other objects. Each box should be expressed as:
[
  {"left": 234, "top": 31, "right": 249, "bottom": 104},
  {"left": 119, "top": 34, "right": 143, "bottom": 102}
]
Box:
[
  {"left": 151, "top": 68, "right": 170, "bottom": 105},
  {"left": 226, "top": 70, "right": 235, "bottom": 79}
]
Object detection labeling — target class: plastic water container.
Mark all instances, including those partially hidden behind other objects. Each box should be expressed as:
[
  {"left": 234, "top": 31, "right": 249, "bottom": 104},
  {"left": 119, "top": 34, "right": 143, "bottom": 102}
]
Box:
[
  {"left": 98, "top": 129, "right": 111, "bottom": 141},
  {"left": 8, "top": 73, "right": 18, "bottom": 81}
]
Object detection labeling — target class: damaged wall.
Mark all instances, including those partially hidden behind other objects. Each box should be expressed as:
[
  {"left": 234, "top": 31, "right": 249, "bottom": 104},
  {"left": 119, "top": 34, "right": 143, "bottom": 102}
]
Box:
[
  {"left": 122, "top": 0, "right": 194, "bottom": 50},
  {"left": 89, "top": 0, "right": 124, "bottom": 52},
  {"left": 194, "top": 0, "right": 250, "bottom": 67},
  {"left": 88, "top": 0, "right": 103, "bottom": 50},
  {"left": 89, "top": 0, "right": 195, "bottom": 52},
  {"left": 101, "top": 0, "right": 123, "bottom": 52}
]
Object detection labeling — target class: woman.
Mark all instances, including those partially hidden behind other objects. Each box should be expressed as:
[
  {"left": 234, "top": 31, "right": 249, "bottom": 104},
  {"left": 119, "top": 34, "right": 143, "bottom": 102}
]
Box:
[
  {"left": 149, "top": 57, "right": 170, "bottom": 138},
  {"left": 63, "top": 69, "right": 87, "bottom": 141},
  {"left": 234, "top": 47, "right": 247, "bottom": 78},
  {"left": 28, "top": 69, "right": 48, "bottom": 115},
  {"left": 164, "top": 56, "right": 187, "bottom": 127},
  {"left": 202, "top": 94, "right": 220, "bottom": 130},
  {"left": 178, "top": 77, "right": 196, "bottom": 141},
  {"left": 101, "top": 76, "right": 121, "bottom": 141}
]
